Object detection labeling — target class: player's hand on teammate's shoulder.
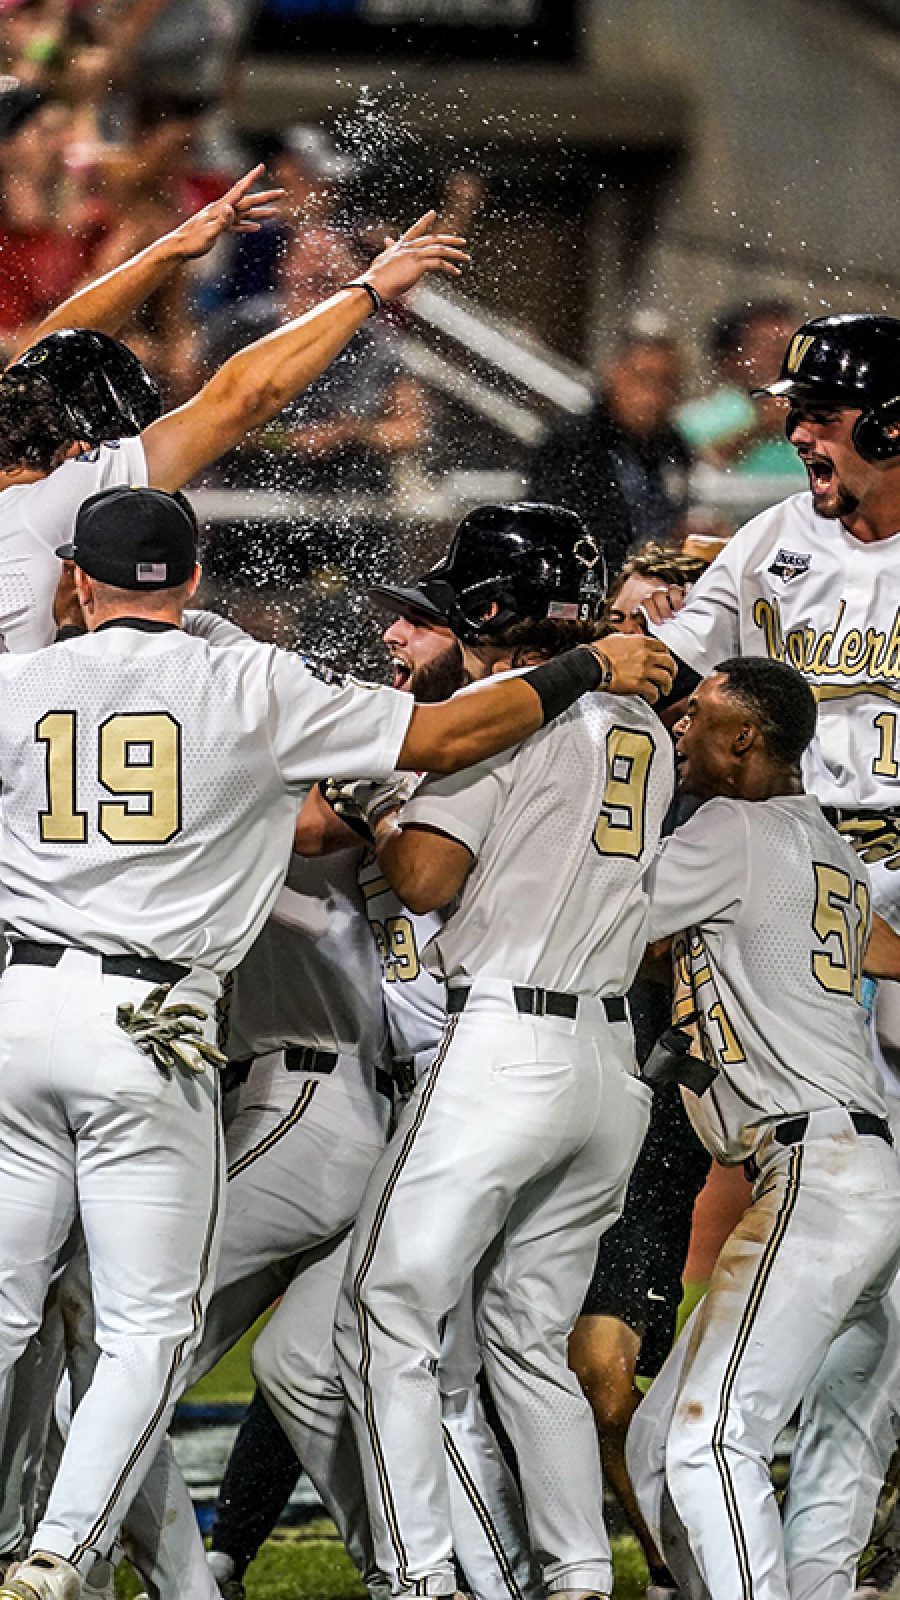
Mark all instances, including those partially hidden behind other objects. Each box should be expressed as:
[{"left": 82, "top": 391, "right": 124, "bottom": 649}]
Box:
[
  {"left": 636, "top": 583, "right": 688, "bottom": 627},
  {"left": 362, "top": 211, "right": 471, "bottom": 301},
  {"left": 165, "top": 165, "right": 285, "bottom": 261},
  {"left": 586, "top": 633, "right": 677, "bottom": 704}
]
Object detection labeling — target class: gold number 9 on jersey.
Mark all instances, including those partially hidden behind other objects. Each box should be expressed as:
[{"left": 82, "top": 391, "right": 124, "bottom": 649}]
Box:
[
  {"left": 36, "top": 710, "right": 183, "bottom": 845},
  {"left": 592, "top": 726, "right": 655, "bottom": 861}
]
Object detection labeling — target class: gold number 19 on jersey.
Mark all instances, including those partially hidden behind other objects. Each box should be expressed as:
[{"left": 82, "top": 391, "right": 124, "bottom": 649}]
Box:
[{"left": 36, "top": 710, "right": 183, "bottom": 845}]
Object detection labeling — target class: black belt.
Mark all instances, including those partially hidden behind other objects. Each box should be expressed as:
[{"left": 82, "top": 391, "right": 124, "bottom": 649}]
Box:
[
  {"left": 285, "top": 1044, "right": 338, "bottom": 1075},
  {"left": 746, "top": 1109, "right": 893, "bottom": 1180},
  {"left": 289, "top": 1048, "right": 396, "bottom": 1102},
  {"left": 774, "top": 1110, "right": 893, "bottom": 1148},
  {"left": 446, "top": 984, "right": 627, "bottom": 1024},
  {"left": 9, "top": 940, "right": 189, "bottom": 989},
  {"left": 225, "top": 1047, "right": 393, "bottom": 1103}
]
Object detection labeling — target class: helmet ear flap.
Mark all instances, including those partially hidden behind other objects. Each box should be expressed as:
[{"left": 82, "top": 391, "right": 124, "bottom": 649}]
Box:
[{"left": 852, "top": 401, "right": 900, "bottom": 464}]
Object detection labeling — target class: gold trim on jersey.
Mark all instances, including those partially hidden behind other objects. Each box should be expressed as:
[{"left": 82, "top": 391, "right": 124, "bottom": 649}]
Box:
[
  {"left": 815, "top": 682, "right": 900, "bottom": 708},
  {"left": 673, "top": 932, "right": 746, "bottom": 1071},
  {"left": 360, "top": 873, "right": 391, "bottom": 902}
]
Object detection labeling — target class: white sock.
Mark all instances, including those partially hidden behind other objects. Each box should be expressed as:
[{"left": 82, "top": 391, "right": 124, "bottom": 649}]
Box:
[{"left": 207, "top": 1551, "right": 236, "bottom": 1585}]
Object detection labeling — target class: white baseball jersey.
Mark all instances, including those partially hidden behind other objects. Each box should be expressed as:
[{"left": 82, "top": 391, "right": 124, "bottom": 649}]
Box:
[
  {"left": 402, "top": 693, "right": 673, "bottom": 996},
  {"left": 358, "top": 850, "right": 445, "bottom": 1060},
  {"left": 647, "top": 792, "right": 886, "bottom": 1164},
  {"left": 0, "top": 622, "right": 413, "bottom": 970},
  {"left": 651, "top": 493, "right": 900, "bottom": 811},
  {"left": 226, "top": 850, "right": 388, "bottom": 1063},
  {"left": 0, "top": 438, "right": 148, "bottom": 652}
]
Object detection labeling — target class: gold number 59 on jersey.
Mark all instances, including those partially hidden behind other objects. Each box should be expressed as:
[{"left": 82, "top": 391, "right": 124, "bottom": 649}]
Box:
[{"left": 36, "top": 710, "right": 183, "bottom": 845}]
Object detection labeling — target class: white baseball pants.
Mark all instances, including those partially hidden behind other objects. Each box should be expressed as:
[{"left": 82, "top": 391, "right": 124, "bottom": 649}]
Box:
[
  {"left": 118, "top": 1045, "right": 392, "bottom": 1599},
  {"left": 255, "top": 1241, "right": 543, "bottom": 1600},
  {"left": 334, "top": 979, "right": 650, "bottom": 1598},
  {"left": 627, "top": 1110, "right": 900, "bottom": 1600},
  {"left": 0, "top": 950, "right": 223, "bottom": 1577}
]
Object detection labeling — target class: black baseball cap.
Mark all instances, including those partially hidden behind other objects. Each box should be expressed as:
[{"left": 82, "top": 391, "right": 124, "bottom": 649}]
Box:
[
  {"left": 369, "top": 574, "right": 453, "bottom": 624},
  {"left": 56, "top": 486, "right": 199, "bottom": 590}
]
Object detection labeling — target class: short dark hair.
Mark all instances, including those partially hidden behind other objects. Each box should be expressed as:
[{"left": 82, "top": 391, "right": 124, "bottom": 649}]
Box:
[
  {"left": 715, "top": 656, "right": 817, "bottom": 766},
  {"left": 0, "top": 369, "right": 75, "bottom": 472},
  {"left": 486, "top": 616, "right": 609, "bottom": 657}
]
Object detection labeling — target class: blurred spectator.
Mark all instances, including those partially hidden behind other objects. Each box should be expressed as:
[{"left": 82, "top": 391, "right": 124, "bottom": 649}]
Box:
[
  {"left": 529, "top": 328, "right": 692, "bottom": 578},
  {"left": 205, "top": 127, "right": 429, "bottom": 496},
  {"left": 0, "top": 92, "right": 107, "bottom": 357},
  {"left": 676, "top": 300, "right": 806, "bottom": 476}
]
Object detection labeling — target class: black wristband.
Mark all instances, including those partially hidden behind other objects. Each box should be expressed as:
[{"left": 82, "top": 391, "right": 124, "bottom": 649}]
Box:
[
  {"left": 657, "top": 654, "right": 700, "bottom": 711},
  {"left": 522, "top": 647, "right": 604, "bottom": 724},
  {"left": 340, "top": 280, "right": 382, "bottom": 315}
]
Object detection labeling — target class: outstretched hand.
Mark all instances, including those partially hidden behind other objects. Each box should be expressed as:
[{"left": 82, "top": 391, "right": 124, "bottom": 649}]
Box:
[
  {"left": 587, "top": 634, "right": 677, "bottom": 704},
  {"left": 167, "top": 165, "right": 284, "bottom": 261},
  {"left": 362, "top": 211, "right": 471, "bottom": 301}
]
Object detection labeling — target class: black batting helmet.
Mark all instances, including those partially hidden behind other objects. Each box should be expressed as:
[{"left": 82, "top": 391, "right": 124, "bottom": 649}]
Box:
[
  {"left": 4, "top": 329, "right": 162, "bottom": 444},
  {"left": 752, "top": 313, "right": 900, "bottom": 462},
  {"left": 371, "top": 502, "right": 608, "bottom": 642}
]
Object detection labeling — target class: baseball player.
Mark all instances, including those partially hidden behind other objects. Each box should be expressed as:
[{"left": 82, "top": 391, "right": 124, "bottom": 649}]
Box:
[
  {"left": 110, "top": 842, "right": 394, "bottom": 1600},
  {"left": 640, "top": 314, "right": 900, "bottom": 967},
  {"left": 639, "top": 312, "right": 900, "bottom": 1594},
  {"left": 569, "top": 545, "right": 714, "bottom": 1600},
  {"left": 626, "top": 657, "right": 900, "bottom": 1600},
  {"left": 0, "top": 185, "right": 470, "bottom": 655},
  {"left": 332, "top": 502, "right": 674, "bottom": 1600},
  {"left": 0, "top": 484, "right": 670, "bottom": 1600},
  {"left": 201, "top": 593, "right": 540, "bottom": 1600}
]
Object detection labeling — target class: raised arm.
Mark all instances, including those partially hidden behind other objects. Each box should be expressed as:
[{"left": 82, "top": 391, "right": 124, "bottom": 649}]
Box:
[
  {"left": 8, "top": 167, "right": 282, "bottom": 361},
  {"left": 140, "top": 211, "right": 469, "bottom": 492},
  {"left": 396, "top": 636, "right": 676, "bottom": 773}
]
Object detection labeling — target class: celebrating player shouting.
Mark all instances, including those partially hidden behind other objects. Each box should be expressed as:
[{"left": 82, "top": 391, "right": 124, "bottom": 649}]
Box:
[{"left": 334, "top": 503, "right": 673, "bottom": 1600}]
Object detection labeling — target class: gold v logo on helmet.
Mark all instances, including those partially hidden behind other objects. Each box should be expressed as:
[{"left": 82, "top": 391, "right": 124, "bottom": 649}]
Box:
[{"left": 786, "top": 334, "right": 815, "bottom": 374}]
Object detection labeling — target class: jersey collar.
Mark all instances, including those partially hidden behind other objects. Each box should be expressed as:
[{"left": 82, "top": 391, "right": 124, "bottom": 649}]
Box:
[{"left": 94, "top": 618, "right": 180, "bottom": 633}]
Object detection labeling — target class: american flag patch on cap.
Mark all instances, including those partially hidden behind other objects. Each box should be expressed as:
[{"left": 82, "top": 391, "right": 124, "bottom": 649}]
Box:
[{"left": 136, "top": 562, "right": 167, "bottom": 583}]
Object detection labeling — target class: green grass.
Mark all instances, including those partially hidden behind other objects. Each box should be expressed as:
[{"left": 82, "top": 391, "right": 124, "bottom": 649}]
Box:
[
  {"left": 116, "top": 1526, "right": 648, "bottom": 1599},
  {"left": 185, "top": 1311, "right": 272, "bottom": 1405},
  {"left": 171, "top": 1289, "right": 712, "bottom": 1597}
]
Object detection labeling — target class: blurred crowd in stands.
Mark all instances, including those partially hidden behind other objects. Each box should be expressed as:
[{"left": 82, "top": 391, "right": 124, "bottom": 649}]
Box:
[{"left": 0, "top": 0, "right": 807, "bottom": 654}]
